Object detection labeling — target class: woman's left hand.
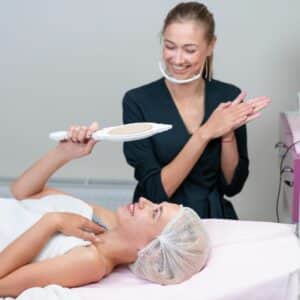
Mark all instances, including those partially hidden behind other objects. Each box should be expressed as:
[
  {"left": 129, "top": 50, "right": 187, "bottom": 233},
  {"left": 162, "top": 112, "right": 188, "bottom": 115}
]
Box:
[
  {"left": 221, "top": 92, "right": 271, "bottom": 140},
  {"left": 56, "top": 122, "right": 99, "bottom": 160}
]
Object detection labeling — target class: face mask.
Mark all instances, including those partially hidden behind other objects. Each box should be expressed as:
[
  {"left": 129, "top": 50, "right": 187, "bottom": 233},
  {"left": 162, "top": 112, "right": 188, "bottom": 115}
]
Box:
[{"left": 158, "top": 61, "right": 203, "bottom": 84}]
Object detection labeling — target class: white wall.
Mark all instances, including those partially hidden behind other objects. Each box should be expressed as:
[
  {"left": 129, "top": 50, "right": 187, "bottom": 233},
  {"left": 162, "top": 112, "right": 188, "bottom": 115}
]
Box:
[
  {"left": 206, "top": 0, "right": 300, "bottom": 221},
  {"left": 0, "top": 1, "right": 299, "bottom": 221}
]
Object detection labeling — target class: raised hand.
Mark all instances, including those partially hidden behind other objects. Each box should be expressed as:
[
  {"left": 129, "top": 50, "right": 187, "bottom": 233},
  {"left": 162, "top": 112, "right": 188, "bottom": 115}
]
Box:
[
  {"left": 201, "top": 92, "right": 270, "bottom": 140},
  {"left": 56, "top": 121, "right": 99, "bottom": 160},
  {"left": 222, "top": 92, "right": 271, "bottom": 140},
  {"left": 230, "top": 92, "right": 270, "bottom": 124}
]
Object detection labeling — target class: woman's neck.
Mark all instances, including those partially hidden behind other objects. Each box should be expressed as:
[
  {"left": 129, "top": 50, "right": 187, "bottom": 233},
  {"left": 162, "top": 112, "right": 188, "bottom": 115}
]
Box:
[
  {"left": 94, "top": 230, "right": 138, "bottom": 271},
  {"left": 165, "top": 78, "right": 205, "bottom": 102}
]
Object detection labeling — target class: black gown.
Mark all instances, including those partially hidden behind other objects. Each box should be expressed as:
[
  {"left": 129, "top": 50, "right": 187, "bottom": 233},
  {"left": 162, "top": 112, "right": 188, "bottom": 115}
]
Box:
[{"left": 122, "top": 78, "right": 249, "bottom": 219}]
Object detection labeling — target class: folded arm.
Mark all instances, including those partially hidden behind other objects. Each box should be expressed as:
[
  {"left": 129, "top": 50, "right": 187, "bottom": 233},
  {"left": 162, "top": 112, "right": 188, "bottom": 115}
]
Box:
[
  {"left": 123, "top": 92, "right": 263, "bottom": 199},
  {"left": 0, "top": 244, "right": 104, "bottom": 297},
  {"left": 0, "top": 213, "right": 104, "bottom": 297}
]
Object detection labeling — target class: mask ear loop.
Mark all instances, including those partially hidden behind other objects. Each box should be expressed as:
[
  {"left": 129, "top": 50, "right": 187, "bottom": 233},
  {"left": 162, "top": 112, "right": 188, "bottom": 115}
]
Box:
[{"left": 158, "top": 60, "right": 205, "bottom": 84}]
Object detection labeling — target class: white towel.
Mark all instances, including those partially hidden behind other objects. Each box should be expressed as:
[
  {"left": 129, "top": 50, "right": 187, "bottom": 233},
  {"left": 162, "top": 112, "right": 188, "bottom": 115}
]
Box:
[
  {"left": 0, "top": 195, "right": 93, "bottom": 299},
  {"left": 0, "top": 285, "right": 81, "bottom": 300},
  {"left": 0, "top": 195, "right": 92, "bottom": 261}
]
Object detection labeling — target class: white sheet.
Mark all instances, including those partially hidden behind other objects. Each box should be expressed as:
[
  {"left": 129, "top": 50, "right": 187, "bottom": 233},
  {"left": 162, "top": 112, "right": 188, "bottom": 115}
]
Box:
[{"left": 73, "top": 219, "right": 300, "bottom": 300}]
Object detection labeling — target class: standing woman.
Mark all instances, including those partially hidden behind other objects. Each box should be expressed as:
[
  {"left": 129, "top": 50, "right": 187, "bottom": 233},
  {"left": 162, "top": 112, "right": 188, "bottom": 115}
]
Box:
[{"left": 122, "top": 2, "right": 270, "bottom": 219}]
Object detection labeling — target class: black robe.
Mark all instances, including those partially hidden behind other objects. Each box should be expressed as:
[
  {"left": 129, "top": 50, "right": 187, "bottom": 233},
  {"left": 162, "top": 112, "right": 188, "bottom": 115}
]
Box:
[{"left": 122, "top": 78, "right": 249, "bottom": 219}]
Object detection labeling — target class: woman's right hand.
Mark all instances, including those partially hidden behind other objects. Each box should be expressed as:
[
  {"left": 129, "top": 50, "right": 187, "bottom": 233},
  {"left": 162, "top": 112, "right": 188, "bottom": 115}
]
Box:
[
  {"left": 49, "top": 212, "right": 105, "bottom": 243},
  {"left": 200, "top": 93, "right": 270, "bottom": 140},
  {"left": 56, "top": 122, "right": 99, "bottom": 160}
]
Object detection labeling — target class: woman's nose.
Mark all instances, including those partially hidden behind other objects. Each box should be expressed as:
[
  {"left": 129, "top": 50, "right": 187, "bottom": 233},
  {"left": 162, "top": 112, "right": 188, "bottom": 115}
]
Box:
[
  {"left": 138, "top": 197, "right": 150, "bottom": 208},
  {"left": 174, "top": 50, "right": 184, "bottom": 64}
]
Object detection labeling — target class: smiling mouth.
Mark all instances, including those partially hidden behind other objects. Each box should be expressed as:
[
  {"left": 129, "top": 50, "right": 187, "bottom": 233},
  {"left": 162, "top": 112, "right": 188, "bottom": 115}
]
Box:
[
  {"left": 173, "top": 65, "right": 189, "bottom": 70},
  {"left": 169, "top": 64, "right": 191, "bottom": 74}
]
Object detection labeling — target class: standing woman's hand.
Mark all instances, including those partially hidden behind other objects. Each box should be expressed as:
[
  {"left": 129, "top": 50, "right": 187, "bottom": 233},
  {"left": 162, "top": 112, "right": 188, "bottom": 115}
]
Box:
[
  {"left": 56, "top": 121, "right": 99, "bottom": 160},
  {"left": 200, "top": 93, "right": 270, "bottom": 140},
  {"left": 221, "top": 92, "right": 271, "bottom": 141}
]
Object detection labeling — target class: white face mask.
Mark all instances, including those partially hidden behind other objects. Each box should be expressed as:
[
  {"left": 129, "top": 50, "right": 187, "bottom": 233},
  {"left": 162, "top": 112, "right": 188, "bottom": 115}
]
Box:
[{"left": 158, "top": 61, "right": 203, "bottom": 84}]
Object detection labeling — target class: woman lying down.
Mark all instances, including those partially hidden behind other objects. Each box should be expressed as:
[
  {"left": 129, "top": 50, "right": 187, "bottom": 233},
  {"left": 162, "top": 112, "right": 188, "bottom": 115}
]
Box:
[{"left": 0, "top": 122, "right": 210, "bottom": 297}]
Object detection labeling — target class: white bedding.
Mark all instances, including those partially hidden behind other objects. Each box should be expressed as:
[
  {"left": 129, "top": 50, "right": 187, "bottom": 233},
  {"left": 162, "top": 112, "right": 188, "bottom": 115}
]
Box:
[
  {"left": 73, "top": 219, "right": 300, "bottom": 300},
  {"left": 0, "top": 285, "right": 80, "bottom": 300},
  {"left": 1, "top": 207, "right": 300, "bottom": 300}
]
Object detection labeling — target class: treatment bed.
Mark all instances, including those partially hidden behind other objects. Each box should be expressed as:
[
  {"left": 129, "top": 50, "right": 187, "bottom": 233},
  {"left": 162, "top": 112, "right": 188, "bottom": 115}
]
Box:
[
  {"left": 1, "top": 209, "right": 299, "bottom": 300},
  {"left": 73, "top": 219, "right": 300, "bottom": 300}
]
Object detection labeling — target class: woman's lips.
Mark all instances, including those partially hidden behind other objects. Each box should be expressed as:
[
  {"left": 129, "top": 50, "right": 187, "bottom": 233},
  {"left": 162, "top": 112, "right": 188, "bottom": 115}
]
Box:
[{"left": 169, "top": 65, "right": 191, "bottom": 75}]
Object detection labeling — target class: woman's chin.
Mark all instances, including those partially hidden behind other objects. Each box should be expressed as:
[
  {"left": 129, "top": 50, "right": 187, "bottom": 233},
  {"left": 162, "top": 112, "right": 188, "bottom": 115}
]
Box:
[
  {"left": 115, "top": 206, "right": 126, "bottom": 220},
  {"left": 173, "top": 74, "right": 189, "bottom": 80}
]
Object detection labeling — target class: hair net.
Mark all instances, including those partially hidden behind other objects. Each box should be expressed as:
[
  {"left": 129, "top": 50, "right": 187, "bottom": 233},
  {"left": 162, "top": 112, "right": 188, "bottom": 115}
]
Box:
[{"left": 129, "top": 206, "right": 211, "bottom": 285}]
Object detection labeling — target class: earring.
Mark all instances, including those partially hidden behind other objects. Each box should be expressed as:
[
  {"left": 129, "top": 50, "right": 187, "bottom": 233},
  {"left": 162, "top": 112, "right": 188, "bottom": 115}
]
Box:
[
  {"left": 204, "top": 58, "right": 209, "bottom": 80},
  {"left": 206, "top": 56, "right": 213, "bottom": 82}
]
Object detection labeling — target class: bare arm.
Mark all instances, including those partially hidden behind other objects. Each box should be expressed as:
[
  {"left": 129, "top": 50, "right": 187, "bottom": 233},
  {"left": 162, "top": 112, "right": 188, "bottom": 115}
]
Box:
[
  {"left": 220, "top": 96, "right": 270, "bottom": 184},
  {"left": 161, "top": 94, "right": 257, "bottom": 197},
  {"left": 11, "top": 123, "right": 98, "bottom": 200},
  {"left": 220, "top": 133, "right": 239, "bottom": 184},
  {"left": 0, "top": 245, "right": 104, "bottom": 297},
  {"left": 11, "top": 147, "right": 70, "bottom": 200},
  {"left": 0, "top": 213, "right": 58, "bottom": 279},
  {"left": 0, "top": 212, "right": 103, "bottom": 280},
  {"left": 0, "top": 212, "right": 104, "bottom": 297},
  {"left": 124, "top": 92, "right": 270, "bottom": 200}
]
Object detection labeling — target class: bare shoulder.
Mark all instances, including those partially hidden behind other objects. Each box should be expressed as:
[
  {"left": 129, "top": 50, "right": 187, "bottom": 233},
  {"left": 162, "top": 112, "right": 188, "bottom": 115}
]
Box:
[
  {"left": 0, "top": 244, "right": 107, "bottom": 296},
  {"left": 24, "top": 187, "right": 69, "bottom": 200},
  {"left": 10, "top": 186, "right": 67, "bottom": 200},
  {"left": 67, "top": 244, "right": 107, "bottom": 280}
]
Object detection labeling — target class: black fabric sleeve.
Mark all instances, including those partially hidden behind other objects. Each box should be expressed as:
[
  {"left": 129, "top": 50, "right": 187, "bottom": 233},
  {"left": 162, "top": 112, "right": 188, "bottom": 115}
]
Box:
[
  {"left": 122, "top": 92, "right": 169, "bottom": 203},
  {"left": 219, "top": 124, "right": 249, "bottom": 196}
]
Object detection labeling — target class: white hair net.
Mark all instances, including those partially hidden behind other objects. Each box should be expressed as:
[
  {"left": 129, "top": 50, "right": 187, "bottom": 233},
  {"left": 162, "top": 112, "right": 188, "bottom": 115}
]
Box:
[{"left": 129, "top": 206, "right": 211, "bottom": 285}]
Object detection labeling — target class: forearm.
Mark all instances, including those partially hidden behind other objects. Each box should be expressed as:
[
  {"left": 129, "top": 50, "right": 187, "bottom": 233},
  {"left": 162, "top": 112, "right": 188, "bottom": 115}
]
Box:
[
  {"left": 0, "top": 243, "right": 102, "bottom": 298},
  {"left": 0, "top": 213, "right": 58, "bottom": 279},
  {"left": 221, "top": 134, "right": 239, "bottom": 184},
  {"left": 11, "top": 147, "right": 70, "bottom": 199},
  {"left": 161, "top": 127, "right": 210, "bottom": 197}
]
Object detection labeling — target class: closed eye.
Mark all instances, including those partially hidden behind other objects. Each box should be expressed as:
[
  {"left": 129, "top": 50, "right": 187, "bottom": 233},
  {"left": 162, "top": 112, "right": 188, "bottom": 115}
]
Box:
[
  {"left": 185, "top": 48, "right": 196, "bottom": 54},
  {"left": 152, "top": 208, "right": 159, "bottom": 219},
  {"left": 152, "top": 206, "right": 163, "bottom": 220},
  {"left": 165, "top": 44, "right": 176, "bottom": 50}
]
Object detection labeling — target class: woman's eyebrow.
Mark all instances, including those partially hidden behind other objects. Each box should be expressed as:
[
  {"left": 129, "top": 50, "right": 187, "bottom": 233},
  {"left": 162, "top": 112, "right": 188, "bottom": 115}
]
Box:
[
  {"left": 183, "top": 43, "right": 199, "bottom": 49},
  {"left": 164, "top": 39, "right": 176, "bottom": 45},
  {"left": 164, "top": 39, "right": 199, "bottom": 48}
]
